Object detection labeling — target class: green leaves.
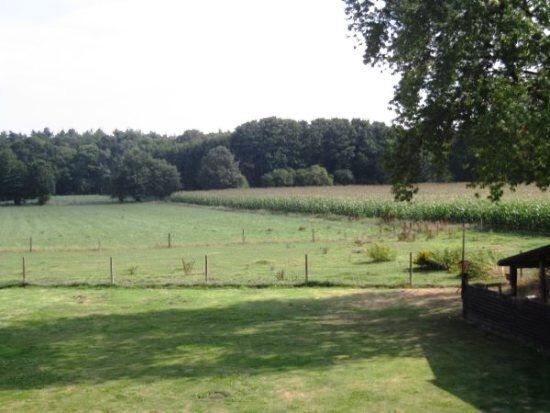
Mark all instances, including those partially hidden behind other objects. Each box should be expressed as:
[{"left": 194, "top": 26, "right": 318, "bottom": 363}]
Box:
[{"left": 344, "top": 0, "right": 550, "bottom": 200}]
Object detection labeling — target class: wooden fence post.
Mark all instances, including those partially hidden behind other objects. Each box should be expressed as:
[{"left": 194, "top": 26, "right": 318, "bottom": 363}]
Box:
[
  {"left": 168, "top": 233, "right": 171, "bottom": 248},
  {"left": 110, "top": 257, "right": 114, "bottom": 285},
  {"left": 205, "top": 255, "right": 208, "bottom": 283},
  {"left": 510, "top": 266, "right": 518, "bottom": 297},
  {"left": 29, "top": 237, "right": 33, "bottom": 253},
  {"left": 540, "top": 258, "right": 547, "bottom": 305},
  {"left": 305, "top": 254, "right": 309, "bottom": 283},
  {"left": 242, "top": 229, "right": 245, "bottom": 245},
  {"left": 519, "top": 251, "right": 523, "bottom": 278},
  {"left": 409, "top": 252, "right": 413, "bottom": 286},
  {"left": 22, "top": 257, "right": 26, "bottom": 285},
  {"left": 311, "top": 228, "right": 316, "bottom": 243},
  {"left": 461, "top": 222, "right": 466, "bottom": 275}
]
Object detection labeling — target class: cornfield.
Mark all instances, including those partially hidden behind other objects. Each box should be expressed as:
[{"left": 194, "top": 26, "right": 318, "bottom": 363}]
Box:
[{"left": 172, "top": 185, "right": 550, "bottom": 232}]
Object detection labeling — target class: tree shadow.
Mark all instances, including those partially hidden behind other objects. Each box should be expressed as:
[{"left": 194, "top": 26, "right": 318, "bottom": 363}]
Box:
[{"left": 0, "top": 290, "right": 549, "bottom": 411}]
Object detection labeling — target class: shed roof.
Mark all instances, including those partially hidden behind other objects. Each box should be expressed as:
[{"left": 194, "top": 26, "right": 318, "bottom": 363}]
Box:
[{"left": 497, "top": 245, "right": 550, "bottom": 268}]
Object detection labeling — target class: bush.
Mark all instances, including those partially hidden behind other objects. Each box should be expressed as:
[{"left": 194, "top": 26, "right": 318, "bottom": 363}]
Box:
[
  {"left": 414, "top": 249, "right": 434, "bottom": 266},
  {"left": 366, "top": 243, "right": 395, "bottom": 262},
  {"left": 181, "top": 258, "right": 195, "bottom": 276},
  {"left": 294, "top": 165, "right": 333, "bottom": 186},
  {"left": 262, "top": 168, "right": 296, "bottom": 187},
  {"left": 414, "top": 247, "right": 494, "bottom": 278},
  {"left": 465, "top": 249, "right": 497, "bottom": 279},
  {"left": 333, "top": 169, "right": 355, "bottom": 185}
]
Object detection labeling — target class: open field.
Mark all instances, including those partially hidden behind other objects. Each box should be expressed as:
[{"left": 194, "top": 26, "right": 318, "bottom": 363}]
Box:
[
  {"left": 172, "top": 183, "right": 550, "bottom": 232},
  {"left": 0, "top": 196, "right": 547, "bottom": 287},
  {"left": 0, "top": 287, "right": 549, "bottom": 412},
  {"left": 175, "top": 183, "right": 550, "bottom": 202}
]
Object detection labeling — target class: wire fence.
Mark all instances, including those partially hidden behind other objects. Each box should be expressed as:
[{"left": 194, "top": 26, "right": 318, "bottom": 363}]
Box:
[
  {"left": 0, "top": 222, "right": 511, "bottom": 288},
  {"left": 0, "top": 248, "right": 467, "bottom": 288}
]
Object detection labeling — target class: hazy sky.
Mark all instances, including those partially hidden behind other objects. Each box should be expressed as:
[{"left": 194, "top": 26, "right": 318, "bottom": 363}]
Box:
[{"left": 0, "top": 0, "right": 396, "bottom": 135}]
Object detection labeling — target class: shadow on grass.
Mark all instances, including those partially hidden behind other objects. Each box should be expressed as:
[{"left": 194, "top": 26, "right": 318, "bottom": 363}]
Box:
[{"left": 0, "top": 290, "right": 549, "bottom": 411}]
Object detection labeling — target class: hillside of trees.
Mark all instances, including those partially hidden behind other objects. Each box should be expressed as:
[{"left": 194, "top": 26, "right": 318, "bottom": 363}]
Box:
[{"left": 0, "top": 117, "right": 474, "bottom": 204}]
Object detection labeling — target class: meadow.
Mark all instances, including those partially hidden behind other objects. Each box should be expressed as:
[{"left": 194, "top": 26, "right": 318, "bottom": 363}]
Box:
[
  {"left": 1, "top": 287, "right": 549, "bottom": 412},
  {"left": 0, "top": 196, "right": 547, "bottom": 287},
  {"left": 172, "top": 183, "right": 550, "bottom": 232},
  {"left": 1, "top": 194, "right": 549, "bottom": 412}
]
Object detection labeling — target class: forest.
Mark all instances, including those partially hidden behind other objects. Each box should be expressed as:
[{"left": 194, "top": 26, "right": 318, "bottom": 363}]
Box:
[{"left": 0, "top": 117, "right": 473, "bottom": 203}]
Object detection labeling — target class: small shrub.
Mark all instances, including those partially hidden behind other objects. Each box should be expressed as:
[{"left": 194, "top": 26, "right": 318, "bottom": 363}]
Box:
[
  {"left": 127, "top": 265, "right": 139, "bottom": 275},
  {"left": 321, "top": 246, "right": 329, "bottom": 255},
  {"left": 397, "top": 229, "right": 416, "bottom": 242},
  {"left": 181, "top": 258, "right": 195, "bottom": 275},
  {"left": 275, "top": 269, "right": 285, "bottom": 281},
  {"left": 366, "top": 243, "right": 395, "bottom": 262},
  {"left": 298, "top": 225, "right": 307, "bottom": 231},
  {"left": 431, "top": 248, "right": 461, "bottom": 271},
  {"left": 424, "top": 228, "right": 436, "bottom": 240},
  {"left": 333, "top": 169, "right": 355, "bottom": 185},
  {"left": 465, "top": 249, "right": 497, "bottom": 279},
  {"left": 414, "top": 249, "right": 434, "bottom": 266},
  {"left": 262, "top": 168, "right": 296, "bottom": 187},
  {"left": 294, "top": 165, "right": 333, "bottom": 186}
]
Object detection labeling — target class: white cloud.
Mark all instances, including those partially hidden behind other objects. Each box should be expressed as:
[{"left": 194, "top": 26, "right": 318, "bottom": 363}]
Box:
[{"left": 0, "top": 0, "right": 396, "bottom": 135}]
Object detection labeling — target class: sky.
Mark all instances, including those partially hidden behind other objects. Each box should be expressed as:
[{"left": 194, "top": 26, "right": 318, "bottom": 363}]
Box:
[{"left": 0, "top": 0, "right": 397, "bottom": 135}]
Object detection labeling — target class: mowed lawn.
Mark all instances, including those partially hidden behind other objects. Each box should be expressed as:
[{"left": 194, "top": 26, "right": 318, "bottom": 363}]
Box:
[
  {"left": 0, "top": 287, "right": 548, "bottom": 412},
  {"left": 0, "top": 196, "right": 547, "bottom": 286}
]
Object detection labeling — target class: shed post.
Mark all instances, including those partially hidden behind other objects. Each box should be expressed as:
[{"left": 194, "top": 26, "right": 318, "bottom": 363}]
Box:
[
  {"left": 539, "top": 257, "right": 547, "bottom": 305},
  {"left": 510, "top": 266, "right": 518, "bottom": 297},
  {"left": 461, "top": 272, "right": 468, "bottom": 318}
]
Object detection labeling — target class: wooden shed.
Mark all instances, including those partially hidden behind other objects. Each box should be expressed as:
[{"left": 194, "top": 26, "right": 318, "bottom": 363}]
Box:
[
  {"left": 497, "top": 244, "right": 549, "bottom": 304},
  {"left": 462, "top": 244, "right": 550, "bottom": 351}
]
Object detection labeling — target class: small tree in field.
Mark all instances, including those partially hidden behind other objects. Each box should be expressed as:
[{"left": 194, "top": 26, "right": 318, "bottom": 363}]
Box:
[
  {"left": 25, "top": 160, "right": 55, "bottom": 205},
  {"left": 197, "top": 146, "right": 248, "bottom": 189}
]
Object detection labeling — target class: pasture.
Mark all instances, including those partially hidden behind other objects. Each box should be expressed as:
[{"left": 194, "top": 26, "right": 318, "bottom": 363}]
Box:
[
  {"left": 0, "top": 196, "right": 547, "bottom": 287},
  {"left": 1, "top": 287, "right": 549, "bottom": 412}
]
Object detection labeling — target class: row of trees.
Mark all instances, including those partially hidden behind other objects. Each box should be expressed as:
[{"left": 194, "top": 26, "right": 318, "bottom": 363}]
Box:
[{"left": 0, "top": 117, "right": 475, "bottom": 204}]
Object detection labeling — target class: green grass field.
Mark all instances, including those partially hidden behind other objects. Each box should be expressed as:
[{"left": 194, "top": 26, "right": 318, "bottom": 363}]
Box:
[
  {"left": 0, "top": 196, "right": 547, "bottom": 287},
  {"left": 1, "top": 287, "right": 549, "bottom": 412},
  {"left": 1, "top": 195, "right": 549, "bottom": 412}
]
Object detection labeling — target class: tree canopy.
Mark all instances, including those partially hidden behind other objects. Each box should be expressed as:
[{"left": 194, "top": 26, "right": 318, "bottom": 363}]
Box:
[
  {"left": 0, "top": 114, "right": 490, "bottom": 205},
  {"left": 197, "top": 146, "right": 248, "bottom": 190},
  {"left": 344, "top": 0, "right": 549, "bottom": 200}
]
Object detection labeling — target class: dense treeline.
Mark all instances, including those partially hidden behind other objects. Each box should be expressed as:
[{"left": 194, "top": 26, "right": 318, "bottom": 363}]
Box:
[{"left": 0, "top": 117, "right": 473, "bottom": 204}]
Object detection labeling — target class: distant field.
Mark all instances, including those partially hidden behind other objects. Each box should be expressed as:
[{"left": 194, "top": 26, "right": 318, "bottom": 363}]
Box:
[
  {"left": 0, "top": 287, "right": 549, "bottom": 412},
  {"left": 172, "top": 184, "right": 550, "bottom": 232},
  {"left": 0, "top": 196, "right": 547, "bottom": 287},
  {"left": 175, "top": 183, "right": 550, "bottom": 202}
]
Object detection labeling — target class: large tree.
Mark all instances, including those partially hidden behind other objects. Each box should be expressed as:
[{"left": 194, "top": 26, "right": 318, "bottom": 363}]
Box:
[
  {"left": 0, "top": 147, "right": 27, "bottom": 204},
  {"left": 110, "top": 151, "right": 180, "bottom": 202},
  {"left": 345, "top": 0, "right": 549, "bottom": 200},
  {"left": 25, "top": 160, "right": 56, "bottom": 205},
  {"left": 197, "top": 146, "right": 248, "bottom": 189}
]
